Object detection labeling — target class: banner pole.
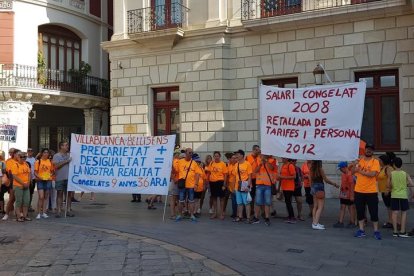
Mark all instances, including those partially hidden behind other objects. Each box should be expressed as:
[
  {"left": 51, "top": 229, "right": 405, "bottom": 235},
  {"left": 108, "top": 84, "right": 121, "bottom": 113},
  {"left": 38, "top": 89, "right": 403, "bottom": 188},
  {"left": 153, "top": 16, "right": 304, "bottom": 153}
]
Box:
[
  {"left": 162, "top": 194, "right": 168, "bottom": 222},
  {"left": 64, "top": 189, "right": 69, "bottom": 218}
]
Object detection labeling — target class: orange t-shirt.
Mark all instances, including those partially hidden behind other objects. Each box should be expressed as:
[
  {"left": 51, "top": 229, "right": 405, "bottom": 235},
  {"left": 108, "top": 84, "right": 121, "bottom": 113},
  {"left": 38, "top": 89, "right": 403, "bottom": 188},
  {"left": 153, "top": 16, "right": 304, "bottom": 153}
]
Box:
[
  {"left": 5, "top": 158, "right": 15, "bottom": 174},
  {"left": 207, "top": 161, "right": 228, "bottom": 182},
  {"left": 256, "top": 162, "right": 278, "bottom": 186},
  {"left": 280, "top": 163, "right": 296, "bottom": 191},
  {"left": 35, "top": 159, "right": 54, "bottom": 181},
  {"left": 233, "top": 161, "right": 252, "bottom": 190},
  {"left": 195, "top": 166, "right": 206, "bottom": 192},
  {"left": 175, "top": 159, "right": 202, "bottom": 189},
  {"left": 171, "top": 159, "right": 179, "bottom": 182},
  {"left": 301, "top": 162, "right": 310, "bottom": 188},
  {"left": 246, "top": 154, "right": 261, "bottom": 179},
  {"left": 354, "top": 157, "right": 380, "bottom": 193},
  {"left": 227, "top": 162, "right": 237, "bottom": 193},
  {"left": 10, "top": 161, "right": 30, "bottom": 188}
]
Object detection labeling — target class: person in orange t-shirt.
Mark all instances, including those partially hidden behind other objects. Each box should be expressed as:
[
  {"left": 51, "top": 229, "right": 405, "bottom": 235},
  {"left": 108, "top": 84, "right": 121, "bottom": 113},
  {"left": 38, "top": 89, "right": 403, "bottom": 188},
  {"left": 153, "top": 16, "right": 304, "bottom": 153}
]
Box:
[
  {"left": 253, "top": 155, "right": 277, "bottom": 225},
  {"left": 352, "top": 143, "right": 381, "bottom": 239},
  {"left": 34, "top": 148, "right": 54, "bottom": 220},
  {"left": 279, "top": 158, "right": 296, "bottom": 223},
  {"left": 11, "top": 151, "right": 31, "bottom": 222},
  {"left": 206, "top": 151, "right": 228, "bottom": 219},
  {"left": 168, "top": 151, "right": 181, "bottom": 219},
  {"left": 174, "top": 148, "right": 201, "bottom": 222},
  {"left": 226, "top": 153, "right": 238, "bottom": 218},
  {"left": 193, "top": 155, "right": 205, "bottom": 218},
  {"left": 233, "top": 149, "right": 253, "bottom": 223},
  {"left": 301, "top": 160, "right": 313, "bottom": 217},
  {"left": 246, "top": 145, "right": 261, "bottom": 213},
  {"left": 2, "top": 148, "right": 17, "bottom": 221}
]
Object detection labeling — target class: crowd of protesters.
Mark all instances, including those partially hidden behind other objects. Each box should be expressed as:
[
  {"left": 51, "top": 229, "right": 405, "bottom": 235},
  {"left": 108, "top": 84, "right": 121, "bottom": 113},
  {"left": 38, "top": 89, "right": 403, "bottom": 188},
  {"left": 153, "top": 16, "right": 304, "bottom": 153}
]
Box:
[
  {"left": 167, "top": 144, "right": 414, "bottom": 239},
  {"left": 2, "top": 141, "right": 414, "bottom": 239},
  {"left": 0, "top": 141, "right": 77, "bottom": 221}
]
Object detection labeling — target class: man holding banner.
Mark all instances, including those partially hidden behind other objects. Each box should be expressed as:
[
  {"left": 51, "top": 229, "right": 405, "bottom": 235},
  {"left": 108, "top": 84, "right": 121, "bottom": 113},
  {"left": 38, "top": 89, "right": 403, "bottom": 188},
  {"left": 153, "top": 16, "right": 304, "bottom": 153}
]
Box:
[
  {"left": 174, "top": 148, "right": 202, "bottom": 222},
  {"left": 53, "top": 141, "right": 73, "bottom": 218}
]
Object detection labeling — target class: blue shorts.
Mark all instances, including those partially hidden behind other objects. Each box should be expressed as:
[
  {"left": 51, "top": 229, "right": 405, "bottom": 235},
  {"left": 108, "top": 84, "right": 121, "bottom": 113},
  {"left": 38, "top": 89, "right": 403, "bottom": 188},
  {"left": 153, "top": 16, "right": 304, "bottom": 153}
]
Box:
[
  {"left": 37, "top": 180, "right": 52, "bottom": 190},
  {"left": 311, "top": 182, "right": 324, "bottom": 195},
  {"left": 255, "top": 185, "right": 272, "bottom": 206},
  {"left": 236, "top": 191, "right": 249, "bottom": 205},
  {"left": 179, "top": 188, "right": 195, "bottom": 203}
]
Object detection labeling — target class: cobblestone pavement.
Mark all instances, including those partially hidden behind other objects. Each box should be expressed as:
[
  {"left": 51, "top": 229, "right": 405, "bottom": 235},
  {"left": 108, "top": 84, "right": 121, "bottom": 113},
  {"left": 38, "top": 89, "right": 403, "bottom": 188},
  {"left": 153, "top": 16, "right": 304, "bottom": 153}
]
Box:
[{"left": 0, "top": 221, "right": 239, "bottom": 276}]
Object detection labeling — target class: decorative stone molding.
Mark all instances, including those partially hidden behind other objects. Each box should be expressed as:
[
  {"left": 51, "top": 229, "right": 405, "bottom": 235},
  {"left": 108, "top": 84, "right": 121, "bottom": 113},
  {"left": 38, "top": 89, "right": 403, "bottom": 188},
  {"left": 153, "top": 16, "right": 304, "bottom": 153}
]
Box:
[{"left": 0, "top": 101, "right": 32, "bottom": 112}]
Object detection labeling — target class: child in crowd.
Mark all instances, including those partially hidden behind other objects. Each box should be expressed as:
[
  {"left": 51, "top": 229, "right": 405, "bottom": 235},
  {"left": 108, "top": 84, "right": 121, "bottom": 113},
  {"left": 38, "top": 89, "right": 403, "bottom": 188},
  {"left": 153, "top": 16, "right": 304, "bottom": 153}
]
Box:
[
  {"left": 333, "top": 162, "right": 356, "bottom": 228},
  {"left": 387, "top": 157, "right": 414, "bottom": 237}
]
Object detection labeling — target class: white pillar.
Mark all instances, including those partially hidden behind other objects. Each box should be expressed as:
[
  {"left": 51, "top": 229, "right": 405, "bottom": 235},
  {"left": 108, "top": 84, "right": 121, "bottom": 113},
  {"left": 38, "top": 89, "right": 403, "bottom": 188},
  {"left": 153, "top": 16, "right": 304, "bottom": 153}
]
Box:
[
  {"left": 0, "top": 101, "right": 32, "bottom": 153},
  {"left": 83, "top": 108, "right": 103, "bottom": 135}
]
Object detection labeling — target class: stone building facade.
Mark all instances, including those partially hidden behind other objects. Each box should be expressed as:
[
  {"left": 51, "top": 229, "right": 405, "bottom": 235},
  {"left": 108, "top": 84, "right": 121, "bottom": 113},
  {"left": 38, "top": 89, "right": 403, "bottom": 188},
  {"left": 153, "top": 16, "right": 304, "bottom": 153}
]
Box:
[{"left": 103, "top": 0, "right": 414, "bottom": 173}]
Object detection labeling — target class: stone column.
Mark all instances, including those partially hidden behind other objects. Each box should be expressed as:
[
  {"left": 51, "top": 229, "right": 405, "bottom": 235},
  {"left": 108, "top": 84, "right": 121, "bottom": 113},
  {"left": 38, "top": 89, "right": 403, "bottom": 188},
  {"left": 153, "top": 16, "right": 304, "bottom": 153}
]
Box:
[
  {"left": 83, "top": 108, "right": 103, "bottom": 135},
  {"left": 0, "top": 101, "right": 32, "bottom": 153}
]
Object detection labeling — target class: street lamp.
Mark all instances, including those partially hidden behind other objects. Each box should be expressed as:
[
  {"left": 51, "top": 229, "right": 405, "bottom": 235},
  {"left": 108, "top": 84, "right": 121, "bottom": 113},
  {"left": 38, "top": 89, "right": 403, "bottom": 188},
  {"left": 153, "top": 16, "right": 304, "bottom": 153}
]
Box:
[{"left": 313, "top": 64, "right": 324, "bottom": 85}]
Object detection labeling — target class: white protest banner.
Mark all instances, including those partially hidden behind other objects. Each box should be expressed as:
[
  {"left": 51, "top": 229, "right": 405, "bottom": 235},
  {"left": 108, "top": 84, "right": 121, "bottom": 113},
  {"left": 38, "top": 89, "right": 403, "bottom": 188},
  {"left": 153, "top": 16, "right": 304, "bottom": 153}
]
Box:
[
  {"left": 68, "top": 134, "right": 175, "bottom": 195},
  {"left": 0, "top": 124, "right": 17, "bottom": 143},
  {"left": 260, "top": 82, "right": 366, "bottom": 161}
]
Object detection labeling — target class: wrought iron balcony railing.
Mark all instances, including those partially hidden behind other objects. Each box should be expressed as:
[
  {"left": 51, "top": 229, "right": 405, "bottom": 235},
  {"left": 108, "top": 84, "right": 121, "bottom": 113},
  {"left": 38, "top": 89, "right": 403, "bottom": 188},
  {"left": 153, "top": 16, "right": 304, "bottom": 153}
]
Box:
[
  {"left": 0, "top": 64, "right": 109, "bottom": 98},
  {"left": 127, "top": 3, "right": 189, "bottom": 34},
  {"left": 241, "top": 0, "right": 382, "bottom": 20}
]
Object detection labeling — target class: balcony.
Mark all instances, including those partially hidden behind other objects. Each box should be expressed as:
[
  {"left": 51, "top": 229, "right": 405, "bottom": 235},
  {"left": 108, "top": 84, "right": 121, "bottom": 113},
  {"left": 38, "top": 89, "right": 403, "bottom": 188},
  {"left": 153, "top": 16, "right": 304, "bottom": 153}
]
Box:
[
  {"left": 127, "top": 3, "right": 189, "bottom": 34},
  {"left": 0, "top": 64, "right": 109, "bottom": 98},
  {"left": 241, "top": 0, "right": 407, "bottom": 25}
]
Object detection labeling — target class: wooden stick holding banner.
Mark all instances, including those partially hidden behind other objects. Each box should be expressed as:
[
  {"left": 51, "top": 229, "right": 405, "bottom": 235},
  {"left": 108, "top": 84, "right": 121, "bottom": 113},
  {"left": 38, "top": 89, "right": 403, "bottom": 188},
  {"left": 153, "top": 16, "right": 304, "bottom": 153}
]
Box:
[
  {"left": 64, "top": 189, "right": 69, "bottom": 218},
  {"left": 162, "top": 194, "right": 168, "bottom": 222}
]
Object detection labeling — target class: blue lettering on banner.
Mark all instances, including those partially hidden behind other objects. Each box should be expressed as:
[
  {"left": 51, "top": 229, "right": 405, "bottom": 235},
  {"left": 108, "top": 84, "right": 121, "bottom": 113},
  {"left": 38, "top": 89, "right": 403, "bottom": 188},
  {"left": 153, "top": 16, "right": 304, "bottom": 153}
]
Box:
[
  {"left": 118, "top": 181, "right": 138, "bottom": 187},
  {"left": 117, "top": 167, "right": 161, "bottom": 177},
  {"left": 80, "top": 145, "right": 149, "bottom": 156},
  {"left": 71, "top": 175, "right": 110, "bottom": 187}
]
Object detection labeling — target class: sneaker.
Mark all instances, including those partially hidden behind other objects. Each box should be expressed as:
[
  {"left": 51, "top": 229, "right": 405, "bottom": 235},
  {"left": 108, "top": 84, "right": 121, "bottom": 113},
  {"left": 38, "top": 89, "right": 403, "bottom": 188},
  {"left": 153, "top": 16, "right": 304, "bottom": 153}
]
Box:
[
  {"left": 270, "top": 211, "right": 277, "bottom": 218},
  {"left": 28, "top": 207, "right": 35, "bottom": 212},
  {"left": 346, "top": 223, "right": 357, "bottom": 229},
  {"left": 382, "top": 222, "right": 393, "bottom": 229},
  {"left": 175, "top": 215, "right": 182, "bottom": 222},
  {"left": 36, "top": 214, "right": 41, "bottom": 220},
  {"left": 66, "top": 212, "right": 75, "bottom": 217},
  {"left": 288, "top": 218, "right": 297, "bottom": 224},
  {"left": 264, "top": 218, "right": 271, "bottom": 226},
  {"left": 190, "top": 215, "right": 197, "bottom": 222},
  {"left": 399, "top": 232, "right": 410, "bottom": 238},
  {"left": 354, "top": 229, "right": 366, "bottom": 238},
  {"left": 333, "top": 222, "right": 344, "bottom": 228},
  {"left": 2, "top": 214, "right": 8, "bottom": 221},
  {"left": 71, "top": 198, "right": 80, "bottom": 203},
  {"left": 374, "top": 231, "right": 382, "bottom": 240},
  {"left": 245, "top": 218, "right": 252, "bottom": 224},
  {"left": 312, "top": 223, "right": 325, "bottom": 230},
  {"left": 393, "top": 232, "right": 399, "bottom": 237},
  {"left": 208, "top": 209, "right": 214, "bottom": 214},
  {"left": 197, "top": 208, "right": 201, "bottom": 213},
  {"left": 131, "top": 199, "right": 137, "bottom": 202},
  {"left": 251, "top": 217, "right": 260, "bottom": 224},
  {"left": 41, "top": 213, "right": 48, "bottom": 219}
]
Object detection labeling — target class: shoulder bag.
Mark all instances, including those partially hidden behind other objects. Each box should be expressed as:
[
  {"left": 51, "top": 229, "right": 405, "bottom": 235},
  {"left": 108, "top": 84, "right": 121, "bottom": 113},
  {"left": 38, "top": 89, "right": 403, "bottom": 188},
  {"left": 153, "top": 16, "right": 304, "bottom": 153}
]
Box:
[{"left": 177, "top": 160, "right": 192, "bottom": 189}]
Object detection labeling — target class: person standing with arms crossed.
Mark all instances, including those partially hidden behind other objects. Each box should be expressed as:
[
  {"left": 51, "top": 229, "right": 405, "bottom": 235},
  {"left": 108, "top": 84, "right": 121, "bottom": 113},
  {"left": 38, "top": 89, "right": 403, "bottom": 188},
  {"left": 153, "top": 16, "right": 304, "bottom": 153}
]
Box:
[{"left": 352, "top": 143, "right": 381, "bottom": 239}]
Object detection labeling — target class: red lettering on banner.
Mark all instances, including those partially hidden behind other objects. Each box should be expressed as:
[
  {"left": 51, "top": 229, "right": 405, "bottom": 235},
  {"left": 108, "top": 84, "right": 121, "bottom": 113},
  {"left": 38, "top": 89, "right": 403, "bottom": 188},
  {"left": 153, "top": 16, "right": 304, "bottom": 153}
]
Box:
[
  {"left": 265, "top": 90, "right": 295, "bottom": 101},
  {"left": 266, "top": 126, "right": 299, "bottom": 138},
  {"left": 314, "top": 128, "right": 360, "bottom": 139},
  {"left": 267, "top": 116, "right": 311, "bottom": 127}
]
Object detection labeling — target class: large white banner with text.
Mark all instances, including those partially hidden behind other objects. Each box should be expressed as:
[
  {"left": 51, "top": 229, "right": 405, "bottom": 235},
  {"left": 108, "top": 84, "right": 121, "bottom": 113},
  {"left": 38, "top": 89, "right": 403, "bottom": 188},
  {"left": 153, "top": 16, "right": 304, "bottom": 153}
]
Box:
[
  {"left": 260, "top": 82, "right": 366, "bottom": 161},
  {"left": 68, "top": 134, "right": 175, "bottom": 195}
]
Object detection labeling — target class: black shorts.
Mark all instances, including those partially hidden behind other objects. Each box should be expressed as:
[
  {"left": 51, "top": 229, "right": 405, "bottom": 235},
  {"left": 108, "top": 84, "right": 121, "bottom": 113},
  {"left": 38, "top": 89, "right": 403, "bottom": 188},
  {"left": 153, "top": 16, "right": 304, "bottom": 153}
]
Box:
[
  {"left": 381, "top": 193, "right": 391, "bottom": 208},
  {"left": 391, "top": 198, "right": 409, "bottom": 211},
  {"left": 194, "top": 191, "right": 203, "bottom": 199},
  {"left": 210, "top": 181, "right": 225, "bottom": 198},
  {"left": 340, "top": 198, "right": 354, "bottom": 206},
  {"left": 354, "top": 192, "right": 379, "bottom": 222},
  {"left": 293, "top": 186, "right": 302, "bottom": 197}
]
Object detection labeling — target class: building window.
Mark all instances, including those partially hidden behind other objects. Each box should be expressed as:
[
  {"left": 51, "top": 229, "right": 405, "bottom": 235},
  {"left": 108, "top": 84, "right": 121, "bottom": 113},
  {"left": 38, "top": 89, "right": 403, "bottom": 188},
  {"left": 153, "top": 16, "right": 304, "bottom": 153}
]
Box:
[
  {"left": 261, "top": 0, "right": 301, "bottom": 17},
  {"left": 38, "top": 25, "right": 81, "bottom": 71},
  {"left": 153, "top": 87, "right": 180, "bottom": 146},
  {"left": 262, "top": 77, "right": 298, "bottom": 88},
  {"left": 39, "top": 126, "right": 82, "bottom": 151},
  {"left": 151, "top": 0, "right": 182, "bottom": 30},
  {"left": 355, "top": 69, "right": 400, "bottom": 150}
]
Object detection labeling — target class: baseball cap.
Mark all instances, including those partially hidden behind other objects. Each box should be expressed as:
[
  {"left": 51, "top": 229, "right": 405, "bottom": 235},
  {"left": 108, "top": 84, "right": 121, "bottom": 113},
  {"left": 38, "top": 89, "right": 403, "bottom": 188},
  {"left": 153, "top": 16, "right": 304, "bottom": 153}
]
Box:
[
  {"left": 365, "top": 143, "right": 375, "bottom": 150},
  {"left": 337, "top": 161, "right": 348, "bottom": 169}
]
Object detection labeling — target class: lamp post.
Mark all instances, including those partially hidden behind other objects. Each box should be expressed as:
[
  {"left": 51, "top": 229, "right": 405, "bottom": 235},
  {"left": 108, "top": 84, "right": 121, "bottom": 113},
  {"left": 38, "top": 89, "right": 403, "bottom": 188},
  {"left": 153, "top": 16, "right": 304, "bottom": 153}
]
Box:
[{"left": 313, "top": 64, "right": 325, "bottom": 85}]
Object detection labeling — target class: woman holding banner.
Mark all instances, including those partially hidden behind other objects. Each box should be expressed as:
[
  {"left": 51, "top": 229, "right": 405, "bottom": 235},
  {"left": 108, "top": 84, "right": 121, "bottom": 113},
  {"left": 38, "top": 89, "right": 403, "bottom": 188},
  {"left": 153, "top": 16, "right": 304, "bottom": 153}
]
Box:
[
  {"left": 310, "top": 160, "right": 339, "bottom": 230},
  {"left": 34, "top": 148, "right": 54, "bottom": 219}
]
